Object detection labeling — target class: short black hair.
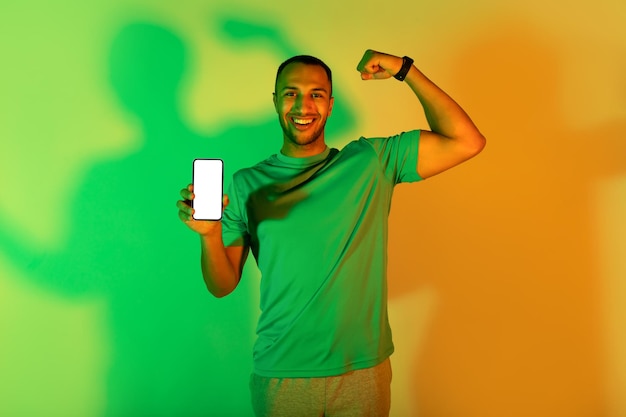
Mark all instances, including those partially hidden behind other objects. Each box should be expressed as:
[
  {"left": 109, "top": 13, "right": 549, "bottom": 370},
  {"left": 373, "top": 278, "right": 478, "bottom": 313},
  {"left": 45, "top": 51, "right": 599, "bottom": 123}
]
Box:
[{"left": 275, "top": 55, "right": 333, "bottom": 94}]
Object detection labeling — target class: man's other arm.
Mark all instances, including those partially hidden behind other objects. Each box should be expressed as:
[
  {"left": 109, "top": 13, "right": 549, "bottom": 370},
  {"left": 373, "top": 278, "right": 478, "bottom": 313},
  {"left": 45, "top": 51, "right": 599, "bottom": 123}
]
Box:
[{"left": 177, "top": 187, "right": 249, "bottom": 298}]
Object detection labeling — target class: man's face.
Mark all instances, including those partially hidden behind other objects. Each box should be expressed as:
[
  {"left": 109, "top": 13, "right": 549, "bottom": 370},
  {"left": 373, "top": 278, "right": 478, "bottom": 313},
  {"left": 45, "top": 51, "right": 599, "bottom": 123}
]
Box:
[{"left": 273, "top": 62, "right": 334, "bottom": 150}]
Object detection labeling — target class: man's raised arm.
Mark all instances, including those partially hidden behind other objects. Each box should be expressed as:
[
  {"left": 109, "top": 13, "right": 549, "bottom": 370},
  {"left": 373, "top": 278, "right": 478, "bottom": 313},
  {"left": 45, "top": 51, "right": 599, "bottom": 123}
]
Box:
[{"left": 357, "top": 49, "right": 486, "bottom": 179}]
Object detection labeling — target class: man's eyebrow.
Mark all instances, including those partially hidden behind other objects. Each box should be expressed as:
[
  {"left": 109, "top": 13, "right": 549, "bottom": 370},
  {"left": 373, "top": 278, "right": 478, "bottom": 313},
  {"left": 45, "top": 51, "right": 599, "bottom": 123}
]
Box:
[{"left": 280, "top": 86, "right": 329, "bottom": 93}]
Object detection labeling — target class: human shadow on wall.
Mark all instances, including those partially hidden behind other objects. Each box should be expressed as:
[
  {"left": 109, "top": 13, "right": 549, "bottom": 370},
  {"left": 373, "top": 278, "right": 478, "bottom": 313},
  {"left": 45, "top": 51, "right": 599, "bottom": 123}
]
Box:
[
  {"left": 0, "top": 16, "right": 354, "bottom": 417},
  {"left": 388, "top": 21, "right": 626, "bottom": 417}
]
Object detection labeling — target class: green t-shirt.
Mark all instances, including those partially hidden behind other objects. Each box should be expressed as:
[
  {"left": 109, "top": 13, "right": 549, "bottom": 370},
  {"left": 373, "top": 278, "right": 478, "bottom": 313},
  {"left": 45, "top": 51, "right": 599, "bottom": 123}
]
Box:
[{"left": 222, "top": 130, "right": 422, "bottom": 377}]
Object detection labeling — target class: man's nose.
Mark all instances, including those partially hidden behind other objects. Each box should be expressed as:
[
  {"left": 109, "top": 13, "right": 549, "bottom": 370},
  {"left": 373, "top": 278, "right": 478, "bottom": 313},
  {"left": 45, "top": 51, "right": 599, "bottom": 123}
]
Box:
[{"left": 293, "top": 94, "right": 313, "bottom": 112}]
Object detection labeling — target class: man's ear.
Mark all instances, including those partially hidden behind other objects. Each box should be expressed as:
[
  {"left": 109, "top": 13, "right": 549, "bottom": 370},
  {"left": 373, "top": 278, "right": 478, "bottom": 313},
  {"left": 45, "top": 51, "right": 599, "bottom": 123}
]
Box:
[
  {"left": 328, "top": 96, "right": 335, "bottom": 117},
  {"left": 272, "top": 92, "right": 278, "bottom": 112}
]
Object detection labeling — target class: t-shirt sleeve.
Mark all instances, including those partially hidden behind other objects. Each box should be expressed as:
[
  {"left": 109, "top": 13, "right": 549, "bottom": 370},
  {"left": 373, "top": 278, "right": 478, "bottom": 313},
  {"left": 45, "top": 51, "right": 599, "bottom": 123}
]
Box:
[
  {"left": 221, "top": 176, "right": 249, "bottom": 247},
  {"left": 363, "top": 129, "right": 422, "bottom": 184}
]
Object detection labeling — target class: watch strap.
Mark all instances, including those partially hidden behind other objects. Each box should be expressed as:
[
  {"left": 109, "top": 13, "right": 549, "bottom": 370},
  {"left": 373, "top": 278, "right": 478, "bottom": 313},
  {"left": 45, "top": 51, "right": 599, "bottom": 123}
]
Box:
[{"left": 394, "top": 56, "right": 414, "bottom": 81}]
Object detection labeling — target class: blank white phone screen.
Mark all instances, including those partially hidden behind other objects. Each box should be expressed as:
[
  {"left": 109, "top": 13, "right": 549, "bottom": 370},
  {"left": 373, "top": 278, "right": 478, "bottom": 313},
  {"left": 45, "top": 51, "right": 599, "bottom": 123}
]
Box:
[{"left": 192, "top": 159, "right": 223, "bottom": 220}]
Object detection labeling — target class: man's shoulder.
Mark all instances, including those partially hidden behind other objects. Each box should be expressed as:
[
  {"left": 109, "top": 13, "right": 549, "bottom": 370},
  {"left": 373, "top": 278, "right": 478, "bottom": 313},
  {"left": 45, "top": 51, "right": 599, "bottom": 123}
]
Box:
[
  {"left": 233, "top": 154, "right": 278, "bottom": 177},
  {"left": 340, "top": 130, "right": 420, "bottom": 150},
  {"left": 336, "top": 136, "right": 373, "bottom": 153}
]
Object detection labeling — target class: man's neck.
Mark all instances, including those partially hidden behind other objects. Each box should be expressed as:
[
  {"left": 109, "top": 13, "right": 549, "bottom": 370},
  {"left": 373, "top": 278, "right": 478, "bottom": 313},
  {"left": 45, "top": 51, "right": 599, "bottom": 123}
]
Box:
[{"left": 280, "top": 140, "right": 328, "bottom": 158}]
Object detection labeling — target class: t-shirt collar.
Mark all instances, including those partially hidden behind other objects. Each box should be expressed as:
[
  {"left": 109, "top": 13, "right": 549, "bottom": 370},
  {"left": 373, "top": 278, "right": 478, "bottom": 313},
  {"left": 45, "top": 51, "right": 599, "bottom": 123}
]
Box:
[{"left": 275, "top": 147, "right": 331, "bottom": 168}]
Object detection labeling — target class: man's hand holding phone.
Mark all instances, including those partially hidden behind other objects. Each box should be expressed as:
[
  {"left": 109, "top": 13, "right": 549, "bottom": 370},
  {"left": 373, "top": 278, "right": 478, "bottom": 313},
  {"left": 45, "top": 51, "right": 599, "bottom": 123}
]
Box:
[
  {"left": 177, "top": 185, "right": 229, "bottom": 236},
  {"left": 178, "top": 158, "right": 227, "bottom": 236}
]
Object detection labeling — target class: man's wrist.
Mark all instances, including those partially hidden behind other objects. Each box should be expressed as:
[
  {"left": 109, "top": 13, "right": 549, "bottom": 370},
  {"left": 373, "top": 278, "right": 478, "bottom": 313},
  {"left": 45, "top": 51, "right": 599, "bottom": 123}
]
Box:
[
  {"left": 199, "top": 223, "right": 223, "bottom": 241},
  {"left": 394, "top": 56, "right": 414, "bottom": 81}
]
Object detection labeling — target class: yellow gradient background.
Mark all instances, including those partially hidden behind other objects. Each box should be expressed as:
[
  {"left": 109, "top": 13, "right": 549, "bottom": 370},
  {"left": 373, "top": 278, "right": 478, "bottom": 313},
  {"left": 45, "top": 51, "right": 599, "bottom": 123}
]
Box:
[{"left": 1, "top": 1, "right": 624, "bottom": 416}]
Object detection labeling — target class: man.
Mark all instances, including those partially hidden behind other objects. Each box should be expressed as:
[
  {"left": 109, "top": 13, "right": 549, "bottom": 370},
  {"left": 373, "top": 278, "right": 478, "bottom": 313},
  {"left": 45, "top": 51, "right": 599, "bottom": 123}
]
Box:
[{"left": 177, "top": 50, "right": 485, "bottom": 417}]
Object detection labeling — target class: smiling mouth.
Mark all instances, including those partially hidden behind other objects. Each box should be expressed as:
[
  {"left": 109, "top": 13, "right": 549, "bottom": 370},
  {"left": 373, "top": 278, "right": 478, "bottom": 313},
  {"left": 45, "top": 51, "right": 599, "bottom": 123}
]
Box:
[{"left": 291, "top": 117, "right": 314, "bottom": 126}]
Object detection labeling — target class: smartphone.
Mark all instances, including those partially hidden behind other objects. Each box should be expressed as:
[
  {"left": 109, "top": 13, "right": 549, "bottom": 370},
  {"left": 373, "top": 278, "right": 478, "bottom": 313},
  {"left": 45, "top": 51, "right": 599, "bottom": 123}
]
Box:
[{"left": 192, "top": 159, "right": 224, "bottom": 221}]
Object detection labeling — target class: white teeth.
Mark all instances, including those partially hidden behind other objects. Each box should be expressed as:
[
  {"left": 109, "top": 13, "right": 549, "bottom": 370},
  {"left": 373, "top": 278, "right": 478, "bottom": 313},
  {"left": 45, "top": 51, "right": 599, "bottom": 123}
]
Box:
[{"left": 293, "top": 118, "right": 313, "bottom": 125}]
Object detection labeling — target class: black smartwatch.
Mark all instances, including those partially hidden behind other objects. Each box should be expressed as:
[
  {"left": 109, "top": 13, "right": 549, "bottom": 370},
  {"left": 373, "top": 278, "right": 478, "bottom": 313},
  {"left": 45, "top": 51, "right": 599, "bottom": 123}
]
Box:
[{"left": 394, "top": 56, "right": 414, "bottom": 81}]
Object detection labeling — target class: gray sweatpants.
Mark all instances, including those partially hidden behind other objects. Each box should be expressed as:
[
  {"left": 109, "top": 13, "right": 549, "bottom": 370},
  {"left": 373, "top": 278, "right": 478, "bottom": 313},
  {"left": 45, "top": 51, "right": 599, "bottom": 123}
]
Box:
[{"left": 249, "top": 358, "right": 392, "bottom": 417}]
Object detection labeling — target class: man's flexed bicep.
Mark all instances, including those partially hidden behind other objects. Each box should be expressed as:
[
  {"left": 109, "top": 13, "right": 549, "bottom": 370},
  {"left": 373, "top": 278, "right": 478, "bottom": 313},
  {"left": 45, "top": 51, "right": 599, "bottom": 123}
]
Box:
[{"left": 416, "top": 129, "right": 485, "bottom": 179}]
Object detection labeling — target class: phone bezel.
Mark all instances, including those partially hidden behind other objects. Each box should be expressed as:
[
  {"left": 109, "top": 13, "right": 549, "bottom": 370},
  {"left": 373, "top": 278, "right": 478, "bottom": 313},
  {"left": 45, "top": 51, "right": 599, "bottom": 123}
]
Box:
[{"left": 192, "top": 158, "right": 224, "bottom": 221}]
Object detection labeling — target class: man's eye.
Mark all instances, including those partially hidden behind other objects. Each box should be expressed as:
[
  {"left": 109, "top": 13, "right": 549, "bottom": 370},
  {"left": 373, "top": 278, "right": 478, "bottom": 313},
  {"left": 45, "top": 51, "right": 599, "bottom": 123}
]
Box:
[{"left": 284, "top": 92, "right": 296, "bottom": 97}]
